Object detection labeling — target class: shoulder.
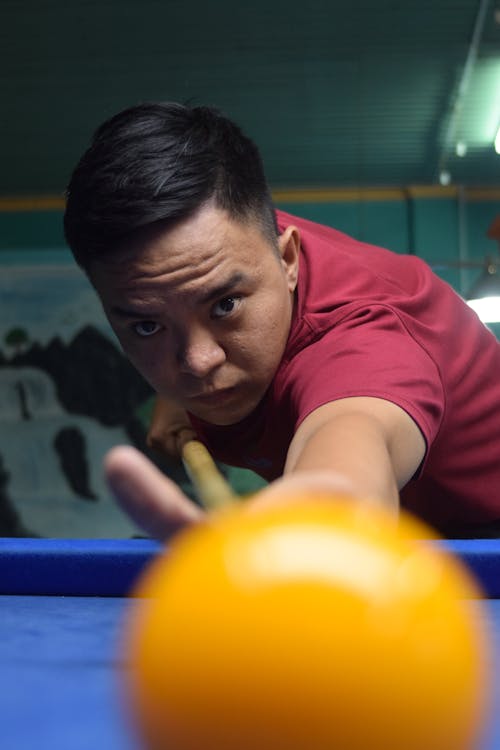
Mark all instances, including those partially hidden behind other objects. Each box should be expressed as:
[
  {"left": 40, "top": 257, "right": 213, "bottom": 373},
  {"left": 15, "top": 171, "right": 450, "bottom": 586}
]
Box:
[{"left": 275, "top": 209, "right": 358, "bottom": 248}]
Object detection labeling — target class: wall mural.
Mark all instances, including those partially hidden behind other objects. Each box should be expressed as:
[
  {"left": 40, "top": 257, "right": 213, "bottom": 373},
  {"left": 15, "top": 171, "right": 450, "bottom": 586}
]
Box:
[
  {"left": 0, "top": 261, "right": 158, "bottom": 538},
  {"left": 0, "top": 256, "right": 279, "bottom": 538}
]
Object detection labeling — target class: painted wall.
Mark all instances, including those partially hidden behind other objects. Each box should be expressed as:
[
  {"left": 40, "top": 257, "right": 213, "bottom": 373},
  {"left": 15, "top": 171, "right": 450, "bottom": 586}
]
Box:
[{"left": 1, "top": 188, "right": 498, "bottom": 537}]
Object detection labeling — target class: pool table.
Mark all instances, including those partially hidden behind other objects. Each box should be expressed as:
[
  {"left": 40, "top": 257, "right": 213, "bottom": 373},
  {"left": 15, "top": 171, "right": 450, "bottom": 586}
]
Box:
[{"left": 0, "top": 537, "right": 499, "bottom": 750}]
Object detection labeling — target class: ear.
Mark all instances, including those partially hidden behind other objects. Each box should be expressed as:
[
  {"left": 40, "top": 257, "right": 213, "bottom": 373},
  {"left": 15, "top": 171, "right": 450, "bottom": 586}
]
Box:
[{"left": 277, "top": 225, "right": 300, "bottom": 293}]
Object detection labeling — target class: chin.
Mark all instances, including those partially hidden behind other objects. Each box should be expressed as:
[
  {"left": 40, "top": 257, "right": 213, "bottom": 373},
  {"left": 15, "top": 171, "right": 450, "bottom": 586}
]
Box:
[
  {"left": 197, "top": 401, "right": 255, "bottom": 427},
  {"left": 200, "top": 411, "right": 248, "bottom": 427}
]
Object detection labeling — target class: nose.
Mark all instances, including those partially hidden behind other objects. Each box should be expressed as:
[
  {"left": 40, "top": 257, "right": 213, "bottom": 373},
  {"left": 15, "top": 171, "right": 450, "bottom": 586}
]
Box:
[{"left": 177, "top": 326, "right": 226, "bottom": 378}]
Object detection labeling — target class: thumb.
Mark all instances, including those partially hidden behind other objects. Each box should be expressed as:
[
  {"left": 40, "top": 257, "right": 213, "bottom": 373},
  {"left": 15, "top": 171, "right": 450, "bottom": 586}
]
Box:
[{"left": 104, "top": 445, "right": 205, "bottom": 541}]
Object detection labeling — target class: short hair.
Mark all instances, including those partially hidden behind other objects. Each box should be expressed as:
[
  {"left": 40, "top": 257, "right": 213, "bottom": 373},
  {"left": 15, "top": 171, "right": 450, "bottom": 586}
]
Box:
[{"left": 63, "top": 102, "right": 278, "bottom": 269}]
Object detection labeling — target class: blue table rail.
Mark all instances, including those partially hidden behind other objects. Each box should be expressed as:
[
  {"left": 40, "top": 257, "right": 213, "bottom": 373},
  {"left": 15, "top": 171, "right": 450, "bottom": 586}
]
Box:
[
  {"left": 0, "top": 537, "right": 162, "bottom": 596},
  {"left": 1, "top": 537, "right": 499, "bottom": 596}
]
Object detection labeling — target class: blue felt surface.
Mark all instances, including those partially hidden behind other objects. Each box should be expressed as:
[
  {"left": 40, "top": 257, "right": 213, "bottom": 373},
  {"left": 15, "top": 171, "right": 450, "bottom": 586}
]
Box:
[
  {"left": 0, "top": 594, "right": 499, "bottom": 750},
  {"left": 482, "top": 599, "right": 500, "bottom": 750},
  {"left": 0, "top": 595, "right": 139, "bottom": 750}
]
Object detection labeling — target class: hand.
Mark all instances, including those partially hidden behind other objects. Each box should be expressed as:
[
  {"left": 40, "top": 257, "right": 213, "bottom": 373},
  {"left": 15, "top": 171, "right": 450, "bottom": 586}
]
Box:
[
  {"left": 147, "top": 397, "right": 197, "bottom": 460},
  {"left": 105, "top": 446, "right": 366, "bottom": 542},
  {"left": 105, "top": 446, "right": 204, "bottom": 541}
]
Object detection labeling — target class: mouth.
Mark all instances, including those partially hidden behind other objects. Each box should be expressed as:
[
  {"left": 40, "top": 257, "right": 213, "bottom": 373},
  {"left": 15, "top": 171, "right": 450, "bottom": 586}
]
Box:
[{"left": 187, "top": 387, "right": 237, "bottom": 405}]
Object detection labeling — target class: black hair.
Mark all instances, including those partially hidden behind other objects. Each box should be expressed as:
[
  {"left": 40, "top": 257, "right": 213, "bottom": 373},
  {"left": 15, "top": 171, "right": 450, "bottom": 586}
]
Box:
[{"left": 63, "top": 102, "right": 278, "bottom": 269}]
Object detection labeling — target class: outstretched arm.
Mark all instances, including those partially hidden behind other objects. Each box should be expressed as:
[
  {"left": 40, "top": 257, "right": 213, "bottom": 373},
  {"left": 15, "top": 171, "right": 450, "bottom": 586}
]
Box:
[
  {"left": 253, "top": 396, "right": 425, "bottom": 514},
  {"left": 105, "top": 396, "right": 425, "bottom": 540}
]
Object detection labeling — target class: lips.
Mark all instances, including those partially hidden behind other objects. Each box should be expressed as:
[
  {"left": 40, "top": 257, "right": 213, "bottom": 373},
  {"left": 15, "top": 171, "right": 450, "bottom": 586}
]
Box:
[{"left": 188, "top": 387, "right": 236, "bottom": 403}]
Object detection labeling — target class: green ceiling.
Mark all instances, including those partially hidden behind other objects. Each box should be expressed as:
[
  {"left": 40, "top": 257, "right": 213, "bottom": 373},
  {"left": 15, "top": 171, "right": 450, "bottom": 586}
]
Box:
[{"left": 1, "top": 0, "right": 500, "bottom": 195}]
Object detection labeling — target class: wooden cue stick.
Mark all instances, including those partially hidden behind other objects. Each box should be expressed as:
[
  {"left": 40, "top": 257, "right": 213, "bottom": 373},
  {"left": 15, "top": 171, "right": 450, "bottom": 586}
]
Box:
[{"left": 181, "top": 439, "right": 236, "bottom": 510}]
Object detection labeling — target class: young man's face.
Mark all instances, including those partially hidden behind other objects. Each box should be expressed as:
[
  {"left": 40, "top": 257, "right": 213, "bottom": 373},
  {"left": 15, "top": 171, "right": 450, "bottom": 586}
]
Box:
[{"left": 90, "top": 204, "right": 300, "bottom": 426}]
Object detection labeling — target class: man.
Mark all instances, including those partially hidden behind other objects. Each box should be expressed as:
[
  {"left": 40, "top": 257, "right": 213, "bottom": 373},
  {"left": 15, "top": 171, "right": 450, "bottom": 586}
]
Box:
[{"left": 64, "top": 102, "right": 500, "bottom": 540}]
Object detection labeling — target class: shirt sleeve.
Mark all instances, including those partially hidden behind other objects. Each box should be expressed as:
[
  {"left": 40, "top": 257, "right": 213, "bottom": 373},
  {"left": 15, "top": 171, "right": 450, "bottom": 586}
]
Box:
[{"left": 277, "top": 304, "right": 445, "bottom": 451}]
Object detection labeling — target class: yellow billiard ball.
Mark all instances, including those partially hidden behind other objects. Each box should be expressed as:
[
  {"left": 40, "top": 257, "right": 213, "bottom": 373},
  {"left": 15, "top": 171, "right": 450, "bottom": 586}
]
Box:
[{"left": 124, "top": 495, "right": 491, "bottom": 750}]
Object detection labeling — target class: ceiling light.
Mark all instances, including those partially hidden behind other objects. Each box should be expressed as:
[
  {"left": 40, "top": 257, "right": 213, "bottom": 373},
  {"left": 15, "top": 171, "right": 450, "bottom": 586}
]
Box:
[
  {"left": 495, "top": 125, "right": 500, "bottom": 154},
  {"left": 456, "top": 141, "right": 467, "bottom": 157},
  {"left": 466, "top": 259, "right": 500, "bottom": 322}
]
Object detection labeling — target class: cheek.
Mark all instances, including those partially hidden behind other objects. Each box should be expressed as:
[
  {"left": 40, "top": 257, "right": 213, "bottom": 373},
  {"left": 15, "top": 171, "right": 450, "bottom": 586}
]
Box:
[
  {"left": 118, "top": 338, "right": 174, "bottom": 387},
  {"left": 256, "top": 294, "right": 292, "bottom": 342},
  {"left": 232, "top": 301, "right": 291, "bottom": 372}
]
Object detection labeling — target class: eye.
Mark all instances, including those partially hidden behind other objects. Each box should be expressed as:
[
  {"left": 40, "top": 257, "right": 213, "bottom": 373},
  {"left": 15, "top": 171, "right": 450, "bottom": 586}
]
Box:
[
  {"left": 133, "top": 320, "right": 161, "bottom": 337},
  {"left": 212, "top": 296, "right": 241, "bottom": 319}
]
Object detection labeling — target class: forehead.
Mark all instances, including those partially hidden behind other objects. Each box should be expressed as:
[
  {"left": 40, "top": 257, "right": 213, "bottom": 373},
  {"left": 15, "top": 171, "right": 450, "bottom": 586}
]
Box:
[{"left": 90, "top": 205, "right": 275, "bottom": 298}]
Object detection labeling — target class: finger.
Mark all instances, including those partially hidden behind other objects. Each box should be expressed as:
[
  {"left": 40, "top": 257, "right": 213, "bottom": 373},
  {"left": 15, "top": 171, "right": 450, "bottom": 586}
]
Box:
[{"left": 104, "top": 445, "right": 205, "bottom": 541}]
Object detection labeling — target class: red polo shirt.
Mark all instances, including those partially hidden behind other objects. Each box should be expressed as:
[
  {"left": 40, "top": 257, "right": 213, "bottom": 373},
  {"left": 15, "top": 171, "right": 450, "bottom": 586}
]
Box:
[{"left": 190, "top": 211, "right": 500, "bottom": 532}]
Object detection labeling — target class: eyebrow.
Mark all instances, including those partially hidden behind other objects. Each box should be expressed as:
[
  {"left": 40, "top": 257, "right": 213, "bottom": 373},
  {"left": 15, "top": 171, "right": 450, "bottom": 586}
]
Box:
[
  {"left": 110, "top": 271, "right": 250, "bottom": 319},
  {"left": 110, "top": 304, "right": 160, "bottom": 320},
  {"left": 198, "top": 271, "right": 249, "bottom": 304}
]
